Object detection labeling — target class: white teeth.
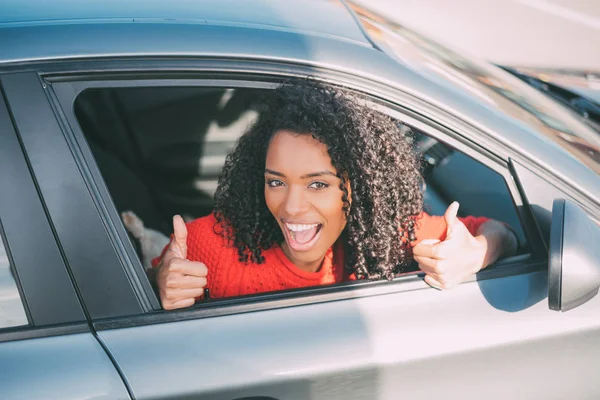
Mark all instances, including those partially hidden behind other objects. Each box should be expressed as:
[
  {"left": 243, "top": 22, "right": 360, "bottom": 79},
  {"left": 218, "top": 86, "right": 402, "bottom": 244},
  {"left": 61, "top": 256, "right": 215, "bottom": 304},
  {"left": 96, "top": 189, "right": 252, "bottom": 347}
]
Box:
[{"left": 285, "top": 223, "right": 319, "bottom": 232}]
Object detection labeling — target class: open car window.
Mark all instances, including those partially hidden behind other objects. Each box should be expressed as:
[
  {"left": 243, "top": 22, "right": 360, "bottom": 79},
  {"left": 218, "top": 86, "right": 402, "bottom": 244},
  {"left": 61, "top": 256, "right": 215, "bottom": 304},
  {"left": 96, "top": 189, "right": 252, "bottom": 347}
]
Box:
[{"left": 73, "top": 84, "right": 530, "bottom": 303}]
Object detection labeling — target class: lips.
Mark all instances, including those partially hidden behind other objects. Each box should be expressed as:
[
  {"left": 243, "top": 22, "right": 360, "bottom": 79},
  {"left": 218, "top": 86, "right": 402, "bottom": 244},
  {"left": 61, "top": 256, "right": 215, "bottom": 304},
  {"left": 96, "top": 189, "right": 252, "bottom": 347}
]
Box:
[{"left": 283, "top": 221, "right": 323, "bottom": 252}]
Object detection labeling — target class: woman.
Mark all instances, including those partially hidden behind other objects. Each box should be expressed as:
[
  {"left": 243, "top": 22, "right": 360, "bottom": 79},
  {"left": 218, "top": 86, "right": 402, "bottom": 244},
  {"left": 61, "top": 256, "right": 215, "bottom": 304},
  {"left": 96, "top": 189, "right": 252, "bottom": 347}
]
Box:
[{"left": 152, "top": 80, "right": 517, "bottom": 310}]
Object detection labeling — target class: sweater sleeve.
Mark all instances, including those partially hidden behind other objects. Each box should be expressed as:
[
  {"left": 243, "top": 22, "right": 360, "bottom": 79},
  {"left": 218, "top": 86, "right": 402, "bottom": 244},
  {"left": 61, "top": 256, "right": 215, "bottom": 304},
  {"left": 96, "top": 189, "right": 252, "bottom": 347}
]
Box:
[{"left": 413, "top": 212, "right": 490, "bottom": 245}]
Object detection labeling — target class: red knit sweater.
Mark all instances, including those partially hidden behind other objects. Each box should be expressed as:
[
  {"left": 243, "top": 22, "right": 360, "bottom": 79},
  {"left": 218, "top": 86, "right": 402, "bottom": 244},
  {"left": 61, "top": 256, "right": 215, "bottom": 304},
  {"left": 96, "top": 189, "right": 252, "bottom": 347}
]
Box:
[{"left": 153, "top": 213, "right": 489, "bottom": 299}]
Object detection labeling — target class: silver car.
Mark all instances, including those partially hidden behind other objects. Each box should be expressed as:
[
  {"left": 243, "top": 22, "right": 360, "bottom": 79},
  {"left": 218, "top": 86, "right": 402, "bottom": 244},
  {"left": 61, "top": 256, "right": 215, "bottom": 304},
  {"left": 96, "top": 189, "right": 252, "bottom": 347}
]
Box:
[{"left": 1, "top": 1, "right": 599, "bottom": 399}]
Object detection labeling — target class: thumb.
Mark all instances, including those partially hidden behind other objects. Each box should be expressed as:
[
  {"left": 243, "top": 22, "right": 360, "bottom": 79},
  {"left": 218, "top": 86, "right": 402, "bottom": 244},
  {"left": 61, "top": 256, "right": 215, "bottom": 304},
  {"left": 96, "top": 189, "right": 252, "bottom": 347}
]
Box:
[
  {"left": 444, "top": 201, "right": 460, "bottom": 238},
  {"left": 170, "top": 215, "right": 188, "bottom": 259}
]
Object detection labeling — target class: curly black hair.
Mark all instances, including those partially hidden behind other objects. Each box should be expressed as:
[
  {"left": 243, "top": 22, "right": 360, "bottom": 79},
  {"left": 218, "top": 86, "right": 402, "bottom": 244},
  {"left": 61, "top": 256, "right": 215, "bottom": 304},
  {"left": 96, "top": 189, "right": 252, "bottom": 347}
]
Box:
[{"left": 214, "top": 80, "right": 423, "bottom": 280}]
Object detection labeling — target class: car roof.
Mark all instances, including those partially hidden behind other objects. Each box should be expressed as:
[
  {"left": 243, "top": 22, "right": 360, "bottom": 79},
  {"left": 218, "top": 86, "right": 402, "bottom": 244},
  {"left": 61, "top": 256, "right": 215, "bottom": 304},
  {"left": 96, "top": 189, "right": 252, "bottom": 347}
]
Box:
[{"left": 1, "top": 0, "right": 370, "bottom": 47}]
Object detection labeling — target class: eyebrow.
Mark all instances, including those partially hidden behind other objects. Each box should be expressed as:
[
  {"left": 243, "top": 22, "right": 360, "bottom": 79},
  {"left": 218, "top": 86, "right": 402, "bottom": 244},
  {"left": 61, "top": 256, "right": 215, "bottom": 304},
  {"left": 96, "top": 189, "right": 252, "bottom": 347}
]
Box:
[{"left": 265, "top": 169, "right": 337, "bottom": 179}]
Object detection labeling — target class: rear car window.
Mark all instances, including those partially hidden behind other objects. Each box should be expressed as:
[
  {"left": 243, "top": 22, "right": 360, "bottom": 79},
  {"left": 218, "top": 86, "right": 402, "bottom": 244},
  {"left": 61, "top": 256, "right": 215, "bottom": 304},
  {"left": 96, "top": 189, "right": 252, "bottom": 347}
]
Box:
[{"left": 0, "top": 228, "right": 28, "bottom": 329}]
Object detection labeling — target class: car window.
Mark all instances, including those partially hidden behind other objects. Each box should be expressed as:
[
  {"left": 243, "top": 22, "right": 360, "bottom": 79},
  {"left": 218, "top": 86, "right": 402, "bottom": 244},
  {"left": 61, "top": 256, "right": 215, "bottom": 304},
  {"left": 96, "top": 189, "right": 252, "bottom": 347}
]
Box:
[
  {"left": 75, "top": 87, "right": 261, "bottom": 238},
  {"left": 73, "top": 85, "right": 529, "bottom": 299},
  {"left": 406, "top": 130, "right": 528, "bottom": 249},
  {"left": 0, "top": 227, "right": 28, "bottom": 329}
]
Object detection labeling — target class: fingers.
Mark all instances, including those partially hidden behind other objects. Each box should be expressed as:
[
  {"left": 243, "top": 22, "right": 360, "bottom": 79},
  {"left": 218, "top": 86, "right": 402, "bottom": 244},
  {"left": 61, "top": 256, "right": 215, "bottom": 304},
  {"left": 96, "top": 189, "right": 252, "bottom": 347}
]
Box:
[
  {"left": 161, "top": 288, "right": 206, "bottom": 310},
  {"left": 422, "top": 269, "right": 459, "bottom": 290},
  {"left": 155, "top": 217, "right": 208, "bottom": 311},
  {"left": 444, "top": 201, "right": 460, "bottom": 237},
  {"left": 156, "top": 257, "right": 208, "bottom": 310},
  {"left": 444, "top": 201, "right": 459, "bottom": 226},
  {"left": 167, "top": 260, "right": 208, "bottom": 277},
  {"left": 424, "top": 274, "right": 444, "bottom": 290},
  {"left": 419, "top": 239, "right": 441, "bottom": 246},
  {"left": 413, "top": 243, "right": 437, "bottom": 259},
  {"left": 165, "top": 287, "right": 206, "bottom": 299},
  {"left": 170, "top": 215, "right": 188, "bottom": 259},
  {"left": 415, "top": 254, "right": 463, "bottom": 289},
  {"left": 414, "top": 254, "right": 444, "bottom": 272},
  {"left": 414, "top": 203, "right": 483, "bottom": 291},
  {"left": 415, "top": 255, "right": 455, "bottom": 282},
  {"left": 168, "top": 298, "right": 196, "bottom": 310},
  {"left": 413, "top": 241, "right": 453, "bottom": 260},
  {"left": 164, "top": 274, "right": 207, "bottom": 290}
]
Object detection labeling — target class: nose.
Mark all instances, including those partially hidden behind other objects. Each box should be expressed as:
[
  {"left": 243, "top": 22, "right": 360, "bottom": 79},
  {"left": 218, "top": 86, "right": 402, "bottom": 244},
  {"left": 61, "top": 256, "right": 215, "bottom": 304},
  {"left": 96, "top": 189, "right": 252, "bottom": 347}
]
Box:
[{"left": 283, "top": 185, "right": 310, "bottom": 216}]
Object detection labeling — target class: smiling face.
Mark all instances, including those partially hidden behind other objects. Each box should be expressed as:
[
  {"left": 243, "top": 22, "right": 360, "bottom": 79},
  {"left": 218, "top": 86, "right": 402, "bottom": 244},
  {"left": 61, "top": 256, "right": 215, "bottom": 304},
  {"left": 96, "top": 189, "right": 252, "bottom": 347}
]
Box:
[{"left": 264, "top": 130, "right": 348, "bottom": 272}]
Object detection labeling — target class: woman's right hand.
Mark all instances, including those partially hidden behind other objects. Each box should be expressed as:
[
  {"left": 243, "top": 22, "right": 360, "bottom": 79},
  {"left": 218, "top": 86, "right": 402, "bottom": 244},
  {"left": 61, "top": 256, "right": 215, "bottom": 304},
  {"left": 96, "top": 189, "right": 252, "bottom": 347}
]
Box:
[{"left": 155, "top": 215, "right": 208, "bottom": 310}]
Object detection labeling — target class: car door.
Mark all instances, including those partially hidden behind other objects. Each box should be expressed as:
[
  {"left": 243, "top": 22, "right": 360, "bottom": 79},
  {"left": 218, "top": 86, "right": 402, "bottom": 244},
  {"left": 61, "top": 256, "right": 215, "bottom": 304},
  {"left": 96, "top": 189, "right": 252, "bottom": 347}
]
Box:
[
  {"left": 0, "top": 73, "right": 131, "bottom": 400},
  {"left": 41, "top": 67, "right": 600, "bottom": 400}
]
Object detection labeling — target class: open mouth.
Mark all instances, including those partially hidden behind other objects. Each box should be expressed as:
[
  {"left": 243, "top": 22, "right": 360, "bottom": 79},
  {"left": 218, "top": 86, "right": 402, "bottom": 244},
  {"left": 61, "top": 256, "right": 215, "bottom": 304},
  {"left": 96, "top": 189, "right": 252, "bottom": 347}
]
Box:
[{"left": 283, "top": 222, "right": 323, "bottom": 252}]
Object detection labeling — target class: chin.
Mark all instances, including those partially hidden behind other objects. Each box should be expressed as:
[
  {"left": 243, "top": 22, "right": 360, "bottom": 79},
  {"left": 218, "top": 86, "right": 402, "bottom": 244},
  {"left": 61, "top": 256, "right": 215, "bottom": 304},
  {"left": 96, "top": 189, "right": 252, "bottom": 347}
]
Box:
[
  {"left": 291, "top": 247, "right": 327, "bottom": 263},
  {"left": 282, "top": 237, "right": 330, "bottom": 266}
]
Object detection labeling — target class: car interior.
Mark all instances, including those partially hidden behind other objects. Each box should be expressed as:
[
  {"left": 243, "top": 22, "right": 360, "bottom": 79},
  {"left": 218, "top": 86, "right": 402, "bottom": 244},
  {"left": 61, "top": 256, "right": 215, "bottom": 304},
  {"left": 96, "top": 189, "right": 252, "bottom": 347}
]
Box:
[{"left": 74, "top": 86, "right": 527, "bottom": 277}]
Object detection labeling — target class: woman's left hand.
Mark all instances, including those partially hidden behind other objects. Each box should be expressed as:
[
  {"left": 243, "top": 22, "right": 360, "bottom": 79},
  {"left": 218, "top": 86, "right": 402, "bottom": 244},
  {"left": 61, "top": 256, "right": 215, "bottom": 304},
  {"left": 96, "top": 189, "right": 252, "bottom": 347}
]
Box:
[{"left": 412, "top": 202, "right": 489, "bottom": 290}]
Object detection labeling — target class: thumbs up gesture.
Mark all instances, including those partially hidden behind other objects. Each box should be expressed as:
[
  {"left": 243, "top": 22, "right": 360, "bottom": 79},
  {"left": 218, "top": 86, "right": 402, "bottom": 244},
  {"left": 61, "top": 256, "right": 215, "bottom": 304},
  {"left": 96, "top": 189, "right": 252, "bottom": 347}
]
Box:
[
  {"left": 155, "top": 215, "right": 208, "bottom": 310},
  {"left": 412, "top": 202, "right": 487, "bottom": 290}
]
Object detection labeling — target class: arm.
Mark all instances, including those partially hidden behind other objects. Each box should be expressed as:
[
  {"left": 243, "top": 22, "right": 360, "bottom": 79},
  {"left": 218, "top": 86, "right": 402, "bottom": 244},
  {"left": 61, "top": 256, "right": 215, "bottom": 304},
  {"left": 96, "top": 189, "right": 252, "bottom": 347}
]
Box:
[
  {"left": 412, "top": 202, "right": 518, "bottom": 289},
  {"left": 473, "top": 219, "right": 518, "bottom": 269}
]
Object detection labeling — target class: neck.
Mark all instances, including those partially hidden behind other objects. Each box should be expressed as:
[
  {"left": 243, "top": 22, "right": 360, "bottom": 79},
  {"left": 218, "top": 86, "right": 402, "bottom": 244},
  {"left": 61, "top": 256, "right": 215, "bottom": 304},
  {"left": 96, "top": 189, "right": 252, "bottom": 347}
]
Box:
[{"left": 281, "top": 243, "right": 325, "bottom": 273}]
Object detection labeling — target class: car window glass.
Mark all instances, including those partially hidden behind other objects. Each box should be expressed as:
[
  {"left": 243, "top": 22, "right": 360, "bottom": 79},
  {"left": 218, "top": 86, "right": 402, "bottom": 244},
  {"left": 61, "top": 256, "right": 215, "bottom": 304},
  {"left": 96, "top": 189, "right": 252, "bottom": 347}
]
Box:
[
  {"left": 74, "top": 85, "right": 529, "bottom": 300},
  {"left": 406, "top": 130, "right": 527, "bottom": 249},
  {"left": 0, "top": 229, "right": 28, "bottom": 329}
]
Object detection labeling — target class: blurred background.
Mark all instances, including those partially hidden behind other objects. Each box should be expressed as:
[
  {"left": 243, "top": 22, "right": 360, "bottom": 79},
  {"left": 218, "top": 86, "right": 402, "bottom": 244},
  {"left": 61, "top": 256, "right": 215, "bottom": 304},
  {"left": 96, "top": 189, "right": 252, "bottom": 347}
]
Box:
[{"left": 354, "top": 0, "right": 600, "bottom": 70}]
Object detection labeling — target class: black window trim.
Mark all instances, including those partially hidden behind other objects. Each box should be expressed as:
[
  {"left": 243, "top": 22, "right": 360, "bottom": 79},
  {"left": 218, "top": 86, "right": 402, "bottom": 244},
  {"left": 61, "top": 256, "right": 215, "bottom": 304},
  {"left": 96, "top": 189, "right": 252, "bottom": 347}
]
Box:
[
  {"left": 0, "top": 322, "right": 89, "bottom": 344},
  {"left": 45, "top": 65, "right": 548, "bottom": 328},
  {"left": 2, "top": 72, "right": 148, "bottom": 322},
  {"left": 48, "top": 81, "right": 159, "bottom": 313},
  {"left": 94, "top": 256, "right": 546, "bottom": 330},
  {"left": 0, "top": 76, "right": 88, "bottom": 342}
]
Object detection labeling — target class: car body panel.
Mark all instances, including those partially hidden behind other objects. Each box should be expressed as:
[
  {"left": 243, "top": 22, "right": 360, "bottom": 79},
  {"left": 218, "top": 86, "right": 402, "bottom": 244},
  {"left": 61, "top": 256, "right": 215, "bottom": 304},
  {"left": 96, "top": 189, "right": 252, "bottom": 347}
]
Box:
[
  {"left": 0, "top": 333, "right": 131, "bottom": 400},
  {"left": 1, "top": 0, "right": 369, "bottom": 47},
  {"left": 100, "top": 270, "right": 600, "bottom": 399}
]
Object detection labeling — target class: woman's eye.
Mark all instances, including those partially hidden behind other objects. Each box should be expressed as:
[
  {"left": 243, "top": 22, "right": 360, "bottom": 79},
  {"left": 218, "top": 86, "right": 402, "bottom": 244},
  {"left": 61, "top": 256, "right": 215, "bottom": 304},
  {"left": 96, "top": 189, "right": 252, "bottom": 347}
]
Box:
[
  {"left": 266, "top": 179, "right": 284, "bottom": 187},
  {"left": 309, "top": 181, "right": 329, "bottom": 190}
]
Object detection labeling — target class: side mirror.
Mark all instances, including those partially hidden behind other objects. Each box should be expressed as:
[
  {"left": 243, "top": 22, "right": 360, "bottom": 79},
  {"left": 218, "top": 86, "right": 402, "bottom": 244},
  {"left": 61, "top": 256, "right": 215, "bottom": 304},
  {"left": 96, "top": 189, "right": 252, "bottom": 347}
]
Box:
[{"left": 549, "top": 199, "right": 600, "bottom": 311}]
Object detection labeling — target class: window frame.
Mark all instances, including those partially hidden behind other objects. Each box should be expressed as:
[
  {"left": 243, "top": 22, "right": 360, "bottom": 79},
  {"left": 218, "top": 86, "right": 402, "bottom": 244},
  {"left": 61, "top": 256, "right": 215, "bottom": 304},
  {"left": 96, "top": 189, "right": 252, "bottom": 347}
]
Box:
[
  {"left": 45, "top": 64, "right": 548, "bottom": 329},
  {"left": 0, "top": 77, "right": 88, "bottom": 342},
  {"left": 2, "top": 72, "right": 153, "bottom": 322}
]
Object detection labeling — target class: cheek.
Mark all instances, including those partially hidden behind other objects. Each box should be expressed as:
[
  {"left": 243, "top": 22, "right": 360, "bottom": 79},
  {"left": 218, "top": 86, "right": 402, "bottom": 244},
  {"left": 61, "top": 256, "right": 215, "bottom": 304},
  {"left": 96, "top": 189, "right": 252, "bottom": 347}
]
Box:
[{"left": 318, "top": 191, "right": 347, "bottom": 228}]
